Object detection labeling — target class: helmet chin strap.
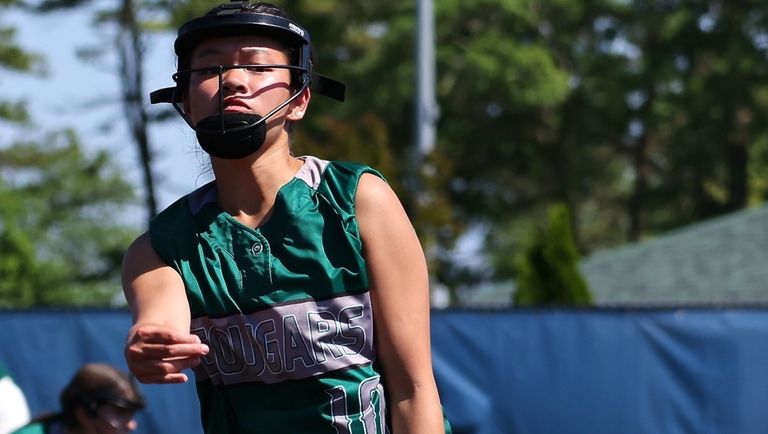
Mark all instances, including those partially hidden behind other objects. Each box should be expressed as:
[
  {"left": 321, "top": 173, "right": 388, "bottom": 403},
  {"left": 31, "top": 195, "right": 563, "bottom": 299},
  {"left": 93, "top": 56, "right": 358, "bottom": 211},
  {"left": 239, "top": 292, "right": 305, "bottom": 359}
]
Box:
[{"left": 173, "top": 71, "right": 309, "bottom": 160}]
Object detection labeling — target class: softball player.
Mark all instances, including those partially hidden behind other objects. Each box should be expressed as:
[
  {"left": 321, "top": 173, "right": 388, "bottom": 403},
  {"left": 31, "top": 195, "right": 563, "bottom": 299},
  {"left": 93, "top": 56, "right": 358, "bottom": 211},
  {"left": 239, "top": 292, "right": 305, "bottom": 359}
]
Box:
[{"left": 122, "top": 3, "right": 451, "bottom": 433}]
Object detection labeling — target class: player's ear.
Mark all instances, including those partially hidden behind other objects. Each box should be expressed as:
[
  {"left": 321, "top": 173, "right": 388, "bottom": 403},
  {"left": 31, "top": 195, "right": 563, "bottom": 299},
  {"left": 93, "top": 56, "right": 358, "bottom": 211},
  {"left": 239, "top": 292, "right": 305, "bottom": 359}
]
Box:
[{"left": 287, "top": 88, "right": 311, "bottom": 121}]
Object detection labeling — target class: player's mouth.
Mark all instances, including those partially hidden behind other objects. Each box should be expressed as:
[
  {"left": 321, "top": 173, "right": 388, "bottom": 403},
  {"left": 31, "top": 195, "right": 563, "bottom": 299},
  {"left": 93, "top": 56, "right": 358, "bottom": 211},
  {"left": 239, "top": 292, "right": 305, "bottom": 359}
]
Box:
[{"left": 222, "top": 98, "right": 250, "bottom": 112}]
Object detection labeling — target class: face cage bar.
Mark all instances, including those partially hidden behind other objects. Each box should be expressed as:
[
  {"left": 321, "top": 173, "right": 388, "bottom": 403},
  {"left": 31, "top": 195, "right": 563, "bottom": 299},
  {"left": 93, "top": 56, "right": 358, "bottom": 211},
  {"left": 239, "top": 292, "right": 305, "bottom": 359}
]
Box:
[
  {"left": 89, "top": 390, "right": 145, "bottom": 412},
  {"left": 150, "top": 67, "right": 345, "bottom": 105},
  {"left": 159, "top": 64, "right": 312, "bottom": 134}
]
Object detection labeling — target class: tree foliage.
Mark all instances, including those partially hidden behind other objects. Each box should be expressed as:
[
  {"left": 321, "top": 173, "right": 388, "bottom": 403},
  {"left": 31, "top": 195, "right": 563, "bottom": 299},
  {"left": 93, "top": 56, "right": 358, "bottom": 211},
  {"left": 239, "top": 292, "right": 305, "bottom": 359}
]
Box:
[
  {"left": 1, "top": 1, "right": 138, "bottom": 308},
  {"left": 9, "top": 0, "right": 768, "bottom": 306},
  {"left": 33, "top": 0, "right": 162, "bottom": 221},
  {"left": 0, "top": 0, "right": 43, "bottom": 124},
  {"left": 0, "top": 131, "right": 137, "bottom": 307},
  {"left": 151, "top": 0, "right": 768, "bottom": 304}
]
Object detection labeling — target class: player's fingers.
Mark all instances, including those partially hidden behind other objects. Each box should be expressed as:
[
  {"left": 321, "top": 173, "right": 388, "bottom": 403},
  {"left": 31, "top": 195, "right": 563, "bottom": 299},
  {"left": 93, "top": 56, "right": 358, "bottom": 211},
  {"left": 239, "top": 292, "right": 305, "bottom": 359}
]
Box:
[
  {"left": 130, "top": 342, "right": 208, "bottom": 359},
  {"left": 128, "top": 354, "right": 203, "bottom": 373},
  {"left": 129, "top": 357, "right": 200, "bottom": 383},
  {"left": 134, "top": 371, "right": 190, "bottom": 384},
  {"left": 130, "top": 324, "right": 202, "bottom": 345}
]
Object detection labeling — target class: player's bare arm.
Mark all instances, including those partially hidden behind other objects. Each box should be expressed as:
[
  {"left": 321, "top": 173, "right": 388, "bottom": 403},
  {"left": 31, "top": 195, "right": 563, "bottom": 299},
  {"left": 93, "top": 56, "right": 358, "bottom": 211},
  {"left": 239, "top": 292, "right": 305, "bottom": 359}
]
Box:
[
  {"left": 122, "top": 232, "right": 209, "bottom": 384},
  {"left": 356, "top": 173, "right": 446, "bottom": 434}
]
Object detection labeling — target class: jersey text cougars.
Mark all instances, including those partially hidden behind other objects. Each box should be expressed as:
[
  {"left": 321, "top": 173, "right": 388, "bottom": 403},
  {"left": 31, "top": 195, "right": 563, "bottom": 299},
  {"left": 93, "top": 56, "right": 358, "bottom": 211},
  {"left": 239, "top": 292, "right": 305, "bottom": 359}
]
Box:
[{"left": 190, "top": 292, "right": 375, "bottom": 385}]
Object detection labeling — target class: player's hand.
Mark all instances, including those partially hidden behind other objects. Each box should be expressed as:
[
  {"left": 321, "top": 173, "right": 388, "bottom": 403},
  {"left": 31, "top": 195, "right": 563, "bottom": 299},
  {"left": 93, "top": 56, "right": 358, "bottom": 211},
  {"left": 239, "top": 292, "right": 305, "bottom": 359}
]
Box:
[{"left": 125, "top": 323, "right": 209, "bottom": 384}]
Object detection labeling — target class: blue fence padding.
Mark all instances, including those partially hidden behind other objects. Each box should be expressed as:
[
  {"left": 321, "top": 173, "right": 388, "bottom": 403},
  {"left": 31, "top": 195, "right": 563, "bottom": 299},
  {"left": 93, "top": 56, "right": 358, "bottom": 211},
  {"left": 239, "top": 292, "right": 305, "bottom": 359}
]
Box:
[
  {"left": 1, "top": 308, "right": 766, "bottom": 434},
  {"left": 0, "top": 310, "right": 202, "bottom": 434},
  {"left": 431, "top": 309, "right": 768, "bottom": 434}
]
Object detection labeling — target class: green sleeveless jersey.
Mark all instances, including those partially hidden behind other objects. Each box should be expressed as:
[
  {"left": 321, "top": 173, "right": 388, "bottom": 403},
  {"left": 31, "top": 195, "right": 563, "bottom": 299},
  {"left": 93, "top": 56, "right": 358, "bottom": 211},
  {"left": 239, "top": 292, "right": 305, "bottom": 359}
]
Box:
[{"left": 150, "top": 157, "right": 449, "bottom": 434}]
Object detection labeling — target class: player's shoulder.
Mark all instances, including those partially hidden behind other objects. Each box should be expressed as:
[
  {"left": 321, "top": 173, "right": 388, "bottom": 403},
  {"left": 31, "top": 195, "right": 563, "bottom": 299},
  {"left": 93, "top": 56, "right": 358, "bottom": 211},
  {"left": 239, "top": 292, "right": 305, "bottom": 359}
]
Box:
[
  {"left": 149, "top": 183, "right": 212, "bottom": 239},
  {"left": 325, "top": 159, "right": 384, "bottom": 181},
  {"left": 307, "top": 157, "right": 387, "bottom": 211},
  {"left": 151, "top": 195, "right": 193, "bottom": 230},
  {"left": 355, "top": 172, "right": 401, "bottom": 218},
  {"left": 125, "top": 232, "right": 153, "bottom": 257},
  {"left": 356, "top": 172, "right": 391, "bottom": 199},
  {"left": 123, "top": 232, "right": 159, "bottom": 269},
  {"left": 326, "top": 159, "right": 367, "bottom": 173}
]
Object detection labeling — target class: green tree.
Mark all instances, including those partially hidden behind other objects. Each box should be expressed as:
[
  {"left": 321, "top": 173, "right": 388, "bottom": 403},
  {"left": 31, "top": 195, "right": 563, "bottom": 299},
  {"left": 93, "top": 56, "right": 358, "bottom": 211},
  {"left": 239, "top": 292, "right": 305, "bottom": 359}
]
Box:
[
  {"left": 484, "top": 2, "right": 768, "bottom": 303},
  {"left": 1, "top": 1, "right": 138, "bottom": 307},
  {"left": 35, "top": 0, "right": 163, "bottom": 221},
  {"left": 431, "top": 0, "right": 633, "bottom": 292},
  {"left": 0, "top": 0, "right": 43, "bottom": 123},
  {"left": 628, "top": 2, "right": 768, "bottom": 232},
  {"left": 20, "top": 0, "right": 768, "bottom": 307},
  {"left": 0, "top": 131, "right": 137, "bottom": 307},
  {"left": 158, "top": 0, "right": 623, "bottom": 300},
  {"left": 511, "top": 203, "right": 592, "bottom": 307}
]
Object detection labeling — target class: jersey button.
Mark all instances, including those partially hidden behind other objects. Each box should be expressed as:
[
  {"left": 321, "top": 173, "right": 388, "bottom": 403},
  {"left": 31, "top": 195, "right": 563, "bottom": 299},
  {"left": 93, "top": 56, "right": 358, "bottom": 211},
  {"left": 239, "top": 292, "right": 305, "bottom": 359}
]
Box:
[{"left": 251, "top": 242, "right": 264, "bottom": 255}]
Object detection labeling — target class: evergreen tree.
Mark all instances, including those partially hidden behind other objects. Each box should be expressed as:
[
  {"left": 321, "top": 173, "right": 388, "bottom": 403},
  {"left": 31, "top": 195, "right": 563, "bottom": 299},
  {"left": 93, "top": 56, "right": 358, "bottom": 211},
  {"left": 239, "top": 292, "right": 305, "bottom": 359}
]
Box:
[{"left": 513, "top": 204, "right": 592, "bottom": 306}]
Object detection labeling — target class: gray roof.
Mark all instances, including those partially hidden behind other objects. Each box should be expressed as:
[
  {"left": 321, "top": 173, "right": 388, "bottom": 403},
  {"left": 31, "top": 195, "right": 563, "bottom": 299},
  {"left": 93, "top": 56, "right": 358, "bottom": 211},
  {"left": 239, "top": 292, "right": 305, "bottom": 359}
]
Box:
[{"left": 580, "top": 204, "right": 768, "bottom": 305}]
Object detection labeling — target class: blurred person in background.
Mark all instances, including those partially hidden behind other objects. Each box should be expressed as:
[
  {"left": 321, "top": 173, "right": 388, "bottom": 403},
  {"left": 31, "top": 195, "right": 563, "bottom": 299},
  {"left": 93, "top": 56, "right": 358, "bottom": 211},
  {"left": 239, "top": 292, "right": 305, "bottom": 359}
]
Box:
[{"left": 12, "top": 363, "right": 144, "bottom": 434}]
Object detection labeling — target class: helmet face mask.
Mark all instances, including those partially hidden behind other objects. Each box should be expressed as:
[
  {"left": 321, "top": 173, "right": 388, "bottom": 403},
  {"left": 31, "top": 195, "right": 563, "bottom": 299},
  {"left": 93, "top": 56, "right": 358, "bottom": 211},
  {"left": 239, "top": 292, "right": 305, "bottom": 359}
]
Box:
[
  {"left": 78, "top": 389, "right": 145, "bottom": 417},
  {"left": 150, "top": 2, "right": 345, "bottom": 159},
  {"left": 171, "top": 61, "right": 309, "bottom": 159}
]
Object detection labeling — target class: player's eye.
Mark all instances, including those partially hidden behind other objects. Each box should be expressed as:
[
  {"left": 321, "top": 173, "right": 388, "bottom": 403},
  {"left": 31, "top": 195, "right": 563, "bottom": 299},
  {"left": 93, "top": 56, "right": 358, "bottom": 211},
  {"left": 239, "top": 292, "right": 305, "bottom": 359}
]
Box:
[
  {"left": 192, "top": 66, "right": 221, "bottom": 77},
  {"left": 244, "top": 65, "right": 271, "bottom": 73}
]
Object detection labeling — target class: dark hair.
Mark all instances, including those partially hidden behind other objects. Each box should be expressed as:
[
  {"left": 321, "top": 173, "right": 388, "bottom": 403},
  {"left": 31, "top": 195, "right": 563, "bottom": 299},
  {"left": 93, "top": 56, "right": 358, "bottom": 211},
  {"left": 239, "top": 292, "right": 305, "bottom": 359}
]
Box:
[
  {"left": 59, "top": 363, "right": 144, "bottom": 429},
  {"left": 176, "top": 2, "right": 303, "bottom": 92}
]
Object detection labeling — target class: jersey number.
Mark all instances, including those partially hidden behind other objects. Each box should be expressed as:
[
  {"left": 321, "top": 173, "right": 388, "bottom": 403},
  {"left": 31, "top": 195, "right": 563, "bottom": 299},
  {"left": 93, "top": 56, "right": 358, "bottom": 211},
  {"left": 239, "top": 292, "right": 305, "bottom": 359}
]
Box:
[{"left": 326, "top": 376, "right": 387, "bottom": 434}]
